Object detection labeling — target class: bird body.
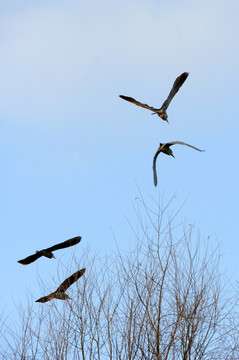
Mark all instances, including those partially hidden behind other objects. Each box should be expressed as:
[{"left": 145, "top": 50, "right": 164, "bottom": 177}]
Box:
[
  {"left": 18, "top": 236, "right": 82, "bottom": 265},
  {"left": 119, "top": 72, "right": 189, "bottom": 122},
  {"left": 157, "top": 143, "right": 175, "bottom": 157},
  {"left": 36, "top": 268, "right": 86, "bottom": 303},
  {"left": 54, "top": 292, "right": 70, "bottom": 300},
  {"left": 153, "top": 141, "right": 205, "bottom": 186},
  {"left": 37, "top": 250, "right": 55, "bottom": 259}
]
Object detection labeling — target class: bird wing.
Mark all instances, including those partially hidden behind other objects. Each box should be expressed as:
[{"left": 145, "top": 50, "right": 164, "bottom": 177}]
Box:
[
  {"left": 18, "top": 252, "right": 43, "bottom": 265},
  {"left": 119, "top": 95, "right": 159, "bottom": 112},
  {"left": 153, "top": 163, "right": 158, "bottom": 187},
  {"left": 152, "top": 145, "right": 164, "bottom": 187},
  {"left": 46, "top": 236, "right": 82, "bottom": 252},
  {"left": 36, "top": 293, "right": 55, "bottom": 303},
  {"left": 167, "top": 141, "right": 204, "bottom": 152},
  {"left": 56, "top": 268, "right": 86, "bottom": 293},
  {"left": 160, "top": 72, "right": 189, "bottom": 110}
]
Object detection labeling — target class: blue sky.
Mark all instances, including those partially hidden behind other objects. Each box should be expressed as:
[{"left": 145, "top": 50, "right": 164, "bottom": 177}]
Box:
[{"left": 0, "top": 0, "right": 239, "bottom": 321}]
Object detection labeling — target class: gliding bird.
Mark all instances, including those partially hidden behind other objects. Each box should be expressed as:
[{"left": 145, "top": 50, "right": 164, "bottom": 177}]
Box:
[
  {"left": 119, "top": 72, "right": 189, "bottom": 122},
  {"left": 153, "top": 141, "right": 204, "bottom": 186},
  {"left": 36, "top": 268, "right": 86, "bottom": 303},
  {"left": 17, "top": 236, "right": 82, "bottom": 265}
]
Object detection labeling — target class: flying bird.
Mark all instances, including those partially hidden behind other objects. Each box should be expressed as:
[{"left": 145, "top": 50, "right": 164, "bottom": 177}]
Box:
[
  {"left": 153, "top": 141, "right": 204, "bottom": 186},
  {"left": 36, "top": 268, "right": 86, "bottom": 303},
  {"left": 17, "top": 236, "right": 82, "bottom": 265},
  {"left": 119, "top": 72, "right": 189, "bottom": 122}
]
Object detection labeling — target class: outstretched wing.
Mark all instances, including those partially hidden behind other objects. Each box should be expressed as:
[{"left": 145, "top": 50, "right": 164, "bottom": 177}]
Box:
[
  {"left": 18, "top": 252, "right": 43, "bottom": 265},
  {"left": 57, "top": 268, "right": 86, "bottom": 293},
  {"left": 167, "top": 141, "right": 204, "bottom": 152},
  {"left": 119, "top": 95, "right": 159, "bottom": 112},
  {"left": 36, "top": 293, "right": 55, "bottom": 303},
  {"left": 46, "top": 236, "right": 82, "bottom": 252},
  {"left": 160, "top": 72, "right": 189, "bottom": 110},
  {"left": 152, "top": 145, "right": 164, "bottom": 187},
  {"left": 153, "top": 163, "right": 158, "bottom": 187}
]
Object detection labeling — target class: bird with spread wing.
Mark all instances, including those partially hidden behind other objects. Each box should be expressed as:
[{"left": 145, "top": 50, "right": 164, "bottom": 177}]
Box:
[
  {"left": 119, "top": 72, "right": 189, "bottom": 122},
  {"left": 153, "top": 141, "right": 205, "bottom": 186},
  {"left": 36, "top": 268, "right": 86, "bottom": 303},
  {"left": 17, "top": 236, "right": 82, "bottom": 265}
]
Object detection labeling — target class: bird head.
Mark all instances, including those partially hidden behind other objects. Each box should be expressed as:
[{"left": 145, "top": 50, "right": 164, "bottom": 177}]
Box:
[
  {"left": 159, "top": 111, "right": 168, "bottom": 122},
  {"left": 151, "top": 110, "right": 168, "bottom": 122},
  {"left": 168, "top": 148, "right": 175, "bottom": 157}
]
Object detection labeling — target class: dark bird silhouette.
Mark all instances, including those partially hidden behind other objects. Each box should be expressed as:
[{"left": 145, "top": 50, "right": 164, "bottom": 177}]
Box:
[
  {"left": 119, "top": 72, "right": 189, "bottom": 122},
  {"left": 153, "top": 141, "right": 204, "bottom": 186},
  {"left": 36, "top": 268, "right": 86, "bottom": 303},
  {"left": 18, "top": 236, "right": 82, "bottom": 265}
]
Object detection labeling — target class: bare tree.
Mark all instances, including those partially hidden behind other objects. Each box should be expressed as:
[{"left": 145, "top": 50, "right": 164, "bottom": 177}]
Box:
[{"left": 1, "top": 196, "right": 238, "bottom": 359}]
